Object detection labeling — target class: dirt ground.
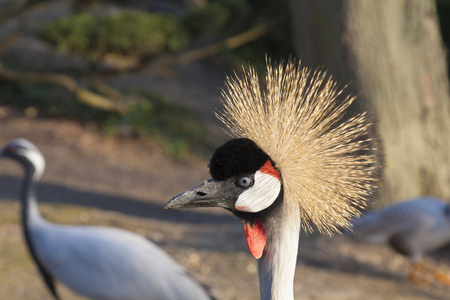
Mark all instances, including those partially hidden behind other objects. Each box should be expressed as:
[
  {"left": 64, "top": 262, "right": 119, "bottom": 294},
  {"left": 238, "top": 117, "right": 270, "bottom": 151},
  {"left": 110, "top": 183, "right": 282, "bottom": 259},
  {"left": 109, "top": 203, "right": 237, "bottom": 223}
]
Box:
[{"left": 1, "top": 95, "right": 450, "bottom": 299}]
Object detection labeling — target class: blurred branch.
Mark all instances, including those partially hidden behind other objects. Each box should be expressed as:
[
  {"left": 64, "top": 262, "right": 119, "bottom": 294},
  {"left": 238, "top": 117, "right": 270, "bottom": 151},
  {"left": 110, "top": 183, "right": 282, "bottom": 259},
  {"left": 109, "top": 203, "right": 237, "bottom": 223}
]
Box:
[
  {"left": 0, "top": 64, "right": 128, "bottom": 114},
  {"left": 0, "top": 0, "right": 55, "bottom": 55},
  {"left": 0, "top": 19, "right": 21, "bottom": 55},
  {"left": 141, "top": 22, "right": 271, "bottom": 73},
  {"left": 0, "top": 0, "right": 27, "bottom": 55},
  {"left": 90, "top": 79, "right": 127, "bottom": 100},
  {"left": 172, "top": 22, "right": 271, "bottom": 65},
  {"left": 0, "top": 0, "right": 28, "bottom": 20}
]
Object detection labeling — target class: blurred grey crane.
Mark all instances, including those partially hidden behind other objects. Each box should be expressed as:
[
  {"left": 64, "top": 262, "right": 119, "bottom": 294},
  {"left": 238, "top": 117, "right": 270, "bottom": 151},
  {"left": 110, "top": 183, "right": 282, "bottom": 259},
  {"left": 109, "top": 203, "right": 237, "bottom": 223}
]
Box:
[
  {"left": 0, "top": 138, "right": 213, "bottom": 300},
  {"left": 351, "top": 197, "right": 450, "bottom": 285},
  {"left": 166, "top": 60, "right": 379, "bottom": 300}
]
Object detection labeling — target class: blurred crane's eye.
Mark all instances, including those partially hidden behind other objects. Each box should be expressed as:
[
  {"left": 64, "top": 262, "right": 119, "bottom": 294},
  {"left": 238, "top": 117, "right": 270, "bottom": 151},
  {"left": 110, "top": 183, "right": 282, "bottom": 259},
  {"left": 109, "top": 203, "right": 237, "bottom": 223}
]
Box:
[{"left": 237, "top": 176, "right": 253, "bottom": 188}]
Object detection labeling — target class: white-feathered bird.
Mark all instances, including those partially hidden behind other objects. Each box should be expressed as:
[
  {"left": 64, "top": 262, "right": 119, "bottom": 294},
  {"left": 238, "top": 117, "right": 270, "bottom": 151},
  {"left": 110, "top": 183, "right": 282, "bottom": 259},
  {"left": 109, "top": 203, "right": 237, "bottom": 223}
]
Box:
[
  {"left": 0, "top": 138, "right": 213, "bottom": 300},
  {"left": 166, "top": 60, "right": 379, "bottom": 300},
  {"left": 351, "top": 197, "right": 450, "bottom": 285}
]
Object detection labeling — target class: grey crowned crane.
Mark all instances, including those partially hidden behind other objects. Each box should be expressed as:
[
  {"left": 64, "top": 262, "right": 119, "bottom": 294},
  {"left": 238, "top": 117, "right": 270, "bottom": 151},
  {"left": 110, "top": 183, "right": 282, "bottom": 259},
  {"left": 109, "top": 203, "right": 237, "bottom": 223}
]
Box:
[
  {"left": 0, "top": 138, "right": 213, "bottom": 300},
  {"left": 351, "top": 197, "right": 450, "bottom": 285},
  {"left": 166, "top": 60, "right": 380, "bottom": 300}
]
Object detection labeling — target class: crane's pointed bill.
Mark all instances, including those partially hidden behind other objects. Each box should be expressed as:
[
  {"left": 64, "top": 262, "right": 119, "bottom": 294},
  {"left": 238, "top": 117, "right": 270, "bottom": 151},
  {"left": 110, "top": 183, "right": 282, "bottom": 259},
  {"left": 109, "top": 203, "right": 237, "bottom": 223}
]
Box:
[
  {"left": 165, "top": 179, "right": 238, "bottom": 210},
  {"left": 0, "top": 144, "right": 14, "bottom": 156}
]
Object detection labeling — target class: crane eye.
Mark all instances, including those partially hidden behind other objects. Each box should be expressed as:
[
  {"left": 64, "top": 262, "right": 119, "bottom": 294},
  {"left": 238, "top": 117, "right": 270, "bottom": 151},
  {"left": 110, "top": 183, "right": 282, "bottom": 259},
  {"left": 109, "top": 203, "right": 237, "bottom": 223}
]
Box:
[{"left": 237, "top": 176, "right": 253, "bottom": 188}]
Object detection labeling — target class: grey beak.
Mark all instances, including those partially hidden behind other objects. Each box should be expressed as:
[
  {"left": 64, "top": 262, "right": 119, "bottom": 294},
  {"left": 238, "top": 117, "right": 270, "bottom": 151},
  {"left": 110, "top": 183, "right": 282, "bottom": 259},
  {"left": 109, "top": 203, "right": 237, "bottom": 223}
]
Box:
[{"left": 165, "top": 178, "right": 238, "bottom": 210}]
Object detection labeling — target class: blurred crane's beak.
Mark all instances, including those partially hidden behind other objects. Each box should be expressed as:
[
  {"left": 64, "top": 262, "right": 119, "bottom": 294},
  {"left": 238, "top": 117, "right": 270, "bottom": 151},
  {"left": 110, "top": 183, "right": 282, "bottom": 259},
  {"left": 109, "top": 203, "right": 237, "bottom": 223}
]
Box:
[
  {"left": 0, "top": 148, "right": 9, "bottom": 158},
  {"left": 165, "top": 178, "right": 237, "bottom": 210},
  {"left": 0, "top": 145, "right": 8, "bottom": 156}
]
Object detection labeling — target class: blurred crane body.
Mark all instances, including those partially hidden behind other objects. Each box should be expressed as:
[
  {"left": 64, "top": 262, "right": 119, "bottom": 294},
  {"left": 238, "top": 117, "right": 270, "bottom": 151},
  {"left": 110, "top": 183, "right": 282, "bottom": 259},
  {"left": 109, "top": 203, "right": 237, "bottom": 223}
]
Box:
[
  {"left": 352, "top": 197, "right": 450, "bottom": 285},
  {"left": 0, "top": 138, "right": 212, "bottom": 300}
]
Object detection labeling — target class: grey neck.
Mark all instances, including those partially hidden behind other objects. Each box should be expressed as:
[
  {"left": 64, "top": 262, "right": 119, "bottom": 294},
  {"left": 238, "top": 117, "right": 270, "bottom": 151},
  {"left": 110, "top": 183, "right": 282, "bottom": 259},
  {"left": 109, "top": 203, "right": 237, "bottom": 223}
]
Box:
[
  {"left": 19, "top": 160, "right": 58, "bottom": 299},
  {"left": 21, "top": 163, "right": 43, "bottom": 226},
  {"left": 257, "top": 200, "right": 301, "bottom": 300}
]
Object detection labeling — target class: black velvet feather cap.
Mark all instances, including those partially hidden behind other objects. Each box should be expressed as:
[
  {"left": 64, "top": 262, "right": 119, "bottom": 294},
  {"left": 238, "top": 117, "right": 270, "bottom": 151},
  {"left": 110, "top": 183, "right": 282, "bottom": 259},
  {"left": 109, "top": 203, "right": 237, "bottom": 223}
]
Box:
[{"left": 209, "top": 138, "right": 271, "bottom": 180}]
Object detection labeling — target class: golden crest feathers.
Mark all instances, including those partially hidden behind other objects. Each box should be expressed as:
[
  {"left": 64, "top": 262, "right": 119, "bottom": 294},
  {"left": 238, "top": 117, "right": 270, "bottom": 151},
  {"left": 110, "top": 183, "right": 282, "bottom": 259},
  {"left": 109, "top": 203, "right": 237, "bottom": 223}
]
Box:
[{"left": 216, "top": 60, "right": 379, "bottom": 234}]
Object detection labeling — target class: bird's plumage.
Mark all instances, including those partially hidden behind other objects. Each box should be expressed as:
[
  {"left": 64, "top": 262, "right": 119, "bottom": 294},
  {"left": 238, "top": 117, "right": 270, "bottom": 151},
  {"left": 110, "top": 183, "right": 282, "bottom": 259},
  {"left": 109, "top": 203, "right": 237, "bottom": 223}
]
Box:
[
  {"left": 31, "top": 221, "right": 208, "bottom": 300},
  {"left": 217, "top": 60, "right": 378, "bottom": 234},
  {"left": 1, "top": 138, "right": 212, "bottom": 300}
]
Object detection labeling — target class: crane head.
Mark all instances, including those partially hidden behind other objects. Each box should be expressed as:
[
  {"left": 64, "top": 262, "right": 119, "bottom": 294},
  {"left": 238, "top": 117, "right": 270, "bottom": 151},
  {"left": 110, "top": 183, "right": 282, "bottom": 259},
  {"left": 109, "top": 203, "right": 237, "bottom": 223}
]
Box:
[
  {"left": 166, "top": 138, "right": 281, "bottom": 214},
  {"left": 0, "top": 139, "right": 45, "bottom": 178},
  {"left": 166, "top": 138, "right": 281, "bottom": 259},
  {"left": 166, "top": 59, "right": 380, "bottom": 257}
]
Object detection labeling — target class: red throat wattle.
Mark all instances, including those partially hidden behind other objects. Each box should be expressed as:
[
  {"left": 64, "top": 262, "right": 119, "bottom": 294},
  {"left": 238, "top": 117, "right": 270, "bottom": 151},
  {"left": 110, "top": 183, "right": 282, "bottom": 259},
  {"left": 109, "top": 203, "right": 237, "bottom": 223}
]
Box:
[{"left": 243, "top": 218, "right": 267, "bottom": 259}]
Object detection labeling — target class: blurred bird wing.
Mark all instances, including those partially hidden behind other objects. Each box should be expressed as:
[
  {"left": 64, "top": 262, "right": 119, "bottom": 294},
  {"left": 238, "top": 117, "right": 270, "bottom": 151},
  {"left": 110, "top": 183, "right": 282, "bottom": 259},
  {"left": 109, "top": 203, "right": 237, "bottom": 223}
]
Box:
[
  {"left": 352, "top": 199, "right": 443, "bottom": 240},
  {"left": 31, "top": 223, "right": 211, "bottom": 300}
]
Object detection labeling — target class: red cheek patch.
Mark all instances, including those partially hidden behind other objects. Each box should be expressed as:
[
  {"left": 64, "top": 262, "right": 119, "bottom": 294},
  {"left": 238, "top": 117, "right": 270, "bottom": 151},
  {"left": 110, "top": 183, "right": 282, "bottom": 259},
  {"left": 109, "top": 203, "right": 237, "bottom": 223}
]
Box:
[
  {"left": 243, "top": 218, "right": 267, "bottom": 259},
  {"left": 259, "top": 160, "right": 280, "bottom": 180}
]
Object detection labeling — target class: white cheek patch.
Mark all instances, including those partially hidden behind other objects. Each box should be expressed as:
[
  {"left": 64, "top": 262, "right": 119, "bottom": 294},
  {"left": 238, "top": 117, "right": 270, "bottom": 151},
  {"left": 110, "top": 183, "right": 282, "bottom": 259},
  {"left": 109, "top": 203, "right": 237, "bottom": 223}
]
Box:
[{"left": 235, "top": 171, "right": 281, "bottom": 213}]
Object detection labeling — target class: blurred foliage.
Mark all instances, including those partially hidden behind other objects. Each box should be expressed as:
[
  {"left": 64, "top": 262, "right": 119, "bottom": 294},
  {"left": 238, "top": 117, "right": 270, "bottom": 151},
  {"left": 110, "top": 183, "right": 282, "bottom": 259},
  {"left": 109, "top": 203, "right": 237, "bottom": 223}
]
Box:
[
  {"left": 0, "top": 79, "right": 208, "bottom": 158},
  {"left": 182, "top": 0, "right": 292, "bottom": 70},
  {"left": 183, "top": 0, "right": 246, "bottom": 37},
  {"left": 39, "top": 11, "right": 190, "bottom": 61},
  {"left": 67, "top": 0, "right": 292, "bottom": 69},
  {"left": 0, "top": 80, "right": 108, "bottom": 121},
  {"left": 1, "top": 0, "right": 292, "bottom": 157},
  {"left": 104, "top": 91, "right": 207, "bottom": 157}
]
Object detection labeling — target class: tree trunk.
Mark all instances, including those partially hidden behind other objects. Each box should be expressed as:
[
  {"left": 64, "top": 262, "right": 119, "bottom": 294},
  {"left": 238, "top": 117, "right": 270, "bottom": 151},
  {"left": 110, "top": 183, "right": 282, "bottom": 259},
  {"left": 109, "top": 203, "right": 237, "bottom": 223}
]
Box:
[{"left": 290, "top": 0, "right": 450, "bottom": 207}]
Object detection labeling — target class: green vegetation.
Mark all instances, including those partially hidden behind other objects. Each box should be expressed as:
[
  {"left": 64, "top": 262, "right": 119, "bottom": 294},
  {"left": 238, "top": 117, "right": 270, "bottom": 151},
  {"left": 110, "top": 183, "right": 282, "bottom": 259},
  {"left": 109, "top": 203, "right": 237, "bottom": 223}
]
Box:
[
  {"left": 104, "top": 92, "right": 207, "bottom": 157},
  {"left": 0, "top": 80, "right": 208, "bottom": 158},
  {"left": 181, "top": 0, "right": 292, "bottom": 70},
  {"left": 41, "top": 0, "right": 291, "bottom": 69},
  {"left": 40, "top": 11, "right": 190, "bottom": 61},
  {"left": 182, "top": 0, "right": 285, "bottom": 36},
  {"left": 182, "top": 0, "right": 245, "bottom": 38},
  {"left": 0, "top": 81, "right": 108, "bottom": 122},
  {"left": 1, "top": 0, "right": 294, "bottom": 158}
]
